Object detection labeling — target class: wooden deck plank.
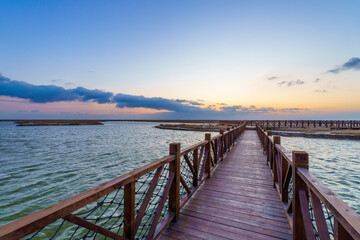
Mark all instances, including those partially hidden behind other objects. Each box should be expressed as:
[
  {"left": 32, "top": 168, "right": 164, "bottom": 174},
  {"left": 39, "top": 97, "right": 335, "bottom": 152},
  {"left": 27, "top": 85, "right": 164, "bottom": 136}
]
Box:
[
  {"left": 170, "top": 215, "right": 282, "bottom": 240},
  {"left": 182, "top": 203, "right": 290, "bottom": 228},
  {"left": 182, "top": 197, "right": 288, "bottom": 223},
  {"left": 160, "top": 130, "right": 292, "bottom": 239},
  {"left": 166, "top": 224, "right": 230, "bottom": 240},
  {"left": 181, "top": 209, "right": 292, "bottom": 239}
]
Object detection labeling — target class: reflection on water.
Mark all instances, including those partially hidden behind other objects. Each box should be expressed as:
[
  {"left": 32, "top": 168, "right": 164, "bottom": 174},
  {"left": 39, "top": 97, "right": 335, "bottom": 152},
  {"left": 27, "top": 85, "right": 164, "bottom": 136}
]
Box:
[
  {"left": 281, "top": 136, "right": 360, "bottom": 214},
  {"left": 0, "top": 121, "right": 205, "bottom": 226}
]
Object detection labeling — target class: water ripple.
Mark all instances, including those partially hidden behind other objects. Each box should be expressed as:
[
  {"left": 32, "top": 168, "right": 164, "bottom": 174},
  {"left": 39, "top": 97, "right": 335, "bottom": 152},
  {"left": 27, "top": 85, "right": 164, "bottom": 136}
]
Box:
[
  {"left": 281, "top": 136, "right": 360, "bottom": 214},
  {"left": 0, "top": 121, "right": 205, "bottom": 226}
]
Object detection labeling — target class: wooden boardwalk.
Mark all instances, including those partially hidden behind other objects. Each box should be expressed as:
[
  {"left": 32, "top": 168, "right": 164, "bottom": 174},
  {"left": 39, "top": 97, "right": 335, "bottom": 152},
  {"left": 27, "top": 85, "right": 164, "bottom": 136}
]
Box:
[{"left": 159, "top": 129, "right": 292, "bottom": 240}]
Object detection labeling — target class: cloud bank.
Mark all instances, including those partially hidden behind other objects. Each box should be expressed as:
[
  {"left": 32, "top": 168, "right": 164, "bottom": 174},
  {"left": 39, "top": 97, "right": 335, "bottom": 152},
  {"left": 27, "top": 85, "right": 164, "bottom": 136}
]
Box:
[
  {"left": 0, "top": 74, "right": 113, "bottom": 104},
  {"left": 0, "top": 74, "right": 210, "bottom": 114},
  {"left": 0, "top": 73, "right": 307, "bottom": 119},
  {"left": 113, "top": 94, "right": 205, "bottom": 113},
  {"left": 328, "top": 57, "right": 360, "bottom": 74}
]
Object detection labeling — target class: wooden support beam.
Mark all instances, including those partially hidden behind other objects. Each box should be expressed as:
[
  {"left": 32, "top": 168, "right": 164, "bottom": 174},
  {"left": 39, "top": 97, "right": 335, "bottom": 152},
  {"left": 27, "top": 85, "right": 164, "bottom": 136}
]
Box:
[
  {"left": 169, "top": 143, "right": 181, "bottom": 222},
  {"left": 309, "top": 190, "right": 330, "bottom": 240},
  {"left": 124, "top": 181, "right": 135, "bottom": 240},
  {"left": 180, "top": 174, "right": 191, "bottom": 194},
  {"left": 219, "top": 130, "right": 224, "bottom": 161},
  {"left": 192, "top": 148, "right": 198, "bottom": 187},
  {"left": 183, "top": 154, "right": 196, "bottom": 177},
  {"left": 292, "top": 151, "right": 309, "bottom": 240},
  {"left": 146, "top": 173, "right": 175, "bottom": 240},
  {"left": 134, "top": 166, "right": 164, "bottom": 232},
  {"left": 272, "top": 136, "right": 281, "bottom": 188},
  {"left": 298, "top": 190, "right": 316, "bottom": 240},
  {"left": 63, "top": 214, "right": 125, "bottom": 240},
  {"left": 205, "top": 133, "right": 211, "bottom": 178}
]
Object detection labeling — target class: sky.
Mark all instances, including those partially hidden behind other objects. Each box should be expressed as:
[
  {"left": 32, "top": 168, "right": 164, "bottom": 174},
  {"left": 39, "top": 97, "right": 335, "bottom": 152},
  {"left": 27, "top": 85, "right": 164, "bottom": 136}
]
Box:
[{"left": 0, "top": 0, "right": 360, "bottom": 120}]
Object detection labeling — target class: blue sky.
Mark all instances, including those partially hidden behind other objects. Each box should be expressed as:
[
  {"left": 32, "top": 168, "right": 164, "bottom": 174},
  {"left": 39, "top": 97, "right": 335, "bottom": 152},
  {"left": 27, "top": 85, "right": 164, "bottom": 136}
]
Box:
[{"left": 0, "top": 1, "right": 360, "bottom": 119}]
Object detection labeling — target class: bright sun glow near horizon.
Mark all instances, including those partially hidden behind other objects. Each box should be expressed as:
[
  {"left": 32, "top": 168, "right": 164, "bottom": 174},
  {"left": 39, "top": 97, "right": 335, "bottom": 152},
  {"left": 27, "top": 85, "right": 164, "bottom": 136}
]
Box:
[{"left": 1, "top": 1, "right": 360, "bottom": 120}]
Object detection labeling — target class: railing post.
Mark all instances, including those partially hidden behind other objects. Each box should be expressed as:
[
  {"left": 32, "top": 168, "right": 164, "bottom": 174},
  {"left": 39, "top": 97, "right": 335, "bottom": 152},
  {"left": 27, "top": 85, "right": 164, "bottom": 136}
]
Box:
[
  {"left": 192, "top": 148, "right": 198, "bottom": 187},
  {"left": 226, "top": 128, "right": 231, "bottom": 151},
  {"left": 169, "top": 143, "right": 181, "bottom": 222},
  {"left": 232, "top": 127, "right": 234, "bottom": 145},
  {"left": 214, "top": 138, "right": 218, "bottom": 165},
  {"left": 205, "top": 133, "right": 211, "bottom": 178},
  {"left": 220, "top": 130, "right": 224, "bottom": 161},
  {"left": 266, "top": 131, "right": 272, "bottom": 165},
  {"left": 292, "top": 151, "right": 309, "bottom": 240},
  {"left": 272, "top": 136, "right": 280, "bottom": 188},
  {"left": 124, "top": 181, "right": 135, "bottom": 240}
]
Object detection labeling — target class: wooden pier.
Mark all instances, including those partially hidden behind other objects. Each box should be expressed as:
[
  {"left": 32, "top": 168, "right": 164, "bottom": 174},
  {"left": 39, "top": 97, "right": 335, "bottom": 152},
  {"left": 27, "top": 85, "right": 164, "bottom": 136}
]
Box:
[
  {"left": 159, "top": 129, "right": 292, "bottom": 239},
  {"left": 0, "top": 123, "right": 359, "bottom": 240}
]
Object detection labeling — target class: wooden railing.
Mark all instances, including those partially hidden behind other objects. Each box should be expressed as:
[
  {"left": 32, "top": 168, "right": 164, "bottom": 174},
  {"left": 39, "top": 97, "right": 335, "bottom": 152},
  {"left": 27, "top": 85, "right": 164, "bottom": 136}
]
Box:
[
  {"left": 0, "top": 124, "right": 246, "bottom": 240},
  {"left": 256, "top": 124, "right": 360, "bottom": 240},
  {"left": 247, "top": 120, "right": 360, "bottom": 128}
]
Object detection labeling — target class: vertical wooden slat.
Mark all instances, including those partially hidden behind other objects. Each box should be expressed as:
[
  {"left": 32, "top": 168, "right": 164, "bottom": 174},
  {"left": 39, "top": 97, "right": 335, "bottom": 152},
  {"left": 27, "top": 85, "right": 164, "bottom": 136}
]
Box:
[
  {"left": 124, "top": 181, "right": 135, "bottom": 240},
  {"left": 205, "top": 133, "right": 211, "bottom": 178},
  {"left": 169, "top": 143, "right": 180, "bottom": 222},
  {"left": 226, "top": 128, "right": 230, "bottom": 151},
  {"left": 192, "top": 148, "right": 198, "bottom": 187},
  {"left": 272, "top": 136, "right": 281, "bottom": 188},
  {"left": 219, "top": 130, "right": 224, "bottom": 161},
  {"left": 267, "top": 131, "right": 272, "bottom": 167},
  {"left": 214, "top": 139, "right": 218, "bottom": 164},
  {"left": 217, "top": 138, "right": 221, "bottom": 163},
  {"left": 293, "top": 151, "right": 309, "bottom": 240}
]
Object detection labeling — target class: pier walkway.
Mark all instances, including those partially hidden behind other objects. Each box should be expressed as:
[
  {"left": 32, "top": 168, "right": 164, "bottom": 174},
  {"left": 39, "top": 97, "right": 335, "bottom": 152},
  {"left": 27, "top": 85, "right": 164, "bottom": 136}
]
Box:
[{"left": 159, "top": 130, "right": 292, "bottom": 240}]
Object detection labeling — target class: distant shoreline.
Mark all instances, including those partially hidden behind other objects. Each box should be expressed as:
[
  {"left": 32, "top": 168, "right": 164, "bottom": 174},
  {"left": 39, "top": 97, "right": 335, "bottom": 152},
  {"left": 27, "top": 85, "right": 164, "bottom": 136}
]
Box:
[
  {"left": 4, "top": 120, "right": 360, "bottom": 140},
  {"left": 14, "top": 120, "right": 104, "bottom": 126},
  {"left": 154, "top": 124, "right": 228, "bottom": 132},
  {"left": 3, "top": 119, "right": 234, "bottom": 126},
  {"left": 271, "top": 129, "right": 360, "bottom": 140}
]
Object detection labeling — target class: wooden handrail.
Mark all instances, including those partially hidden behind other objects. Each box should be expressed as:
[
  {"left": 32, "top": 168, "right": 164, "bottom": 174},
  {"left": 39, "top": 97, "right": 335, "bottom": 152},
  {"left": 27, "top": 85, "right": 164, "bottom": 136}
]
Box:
[
  {"left": 180, "top": 140, "right": 207, "bottom": 155},
  {"left": 275, "top": 144, "right": 292, "bottom": 164},
  {"left": 0, "top": 154, "right": 175, "bottom": 240},
  {"left": 256, "top": 124, "right": 360, "bottom": 240},
  {"left": 297, "top": 168, "right": 360, "bottom": 239}
]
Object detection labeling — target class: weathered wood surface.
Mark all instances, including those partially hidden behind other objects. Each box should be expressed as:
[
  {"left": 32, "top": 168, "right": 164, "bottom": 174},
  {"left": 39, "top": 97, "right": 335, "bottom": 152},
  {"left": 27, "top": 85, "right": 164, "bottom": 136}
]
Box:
[{"left": 159, "top": 130, "right": 292, "bottom": 239}]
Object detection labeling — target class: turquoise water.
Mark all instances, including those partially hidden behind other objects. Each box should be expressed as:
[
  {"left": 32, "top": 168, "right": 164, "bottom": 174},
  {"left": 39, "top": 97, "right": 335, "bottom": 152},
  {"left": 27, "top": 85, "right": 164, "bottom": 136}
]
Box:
[
  {"left": 281, "top": 136, "right": 360, "bottom": 214},
  {"left": 0, "top": 123, "right": 359, "bottom": 228},
  {"left": 0, "top": 121, "right": 206, "bottom": 226}
]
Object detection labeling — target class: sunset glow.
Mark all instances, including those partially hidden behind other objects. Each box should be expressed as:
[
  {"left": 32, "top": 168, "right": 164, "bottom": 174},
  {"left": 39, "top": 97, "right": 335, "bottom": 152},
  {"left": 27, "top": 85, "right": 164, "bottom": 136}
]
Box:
[{"left": 1, "top": 1, "right": 360, "bottom": 119}]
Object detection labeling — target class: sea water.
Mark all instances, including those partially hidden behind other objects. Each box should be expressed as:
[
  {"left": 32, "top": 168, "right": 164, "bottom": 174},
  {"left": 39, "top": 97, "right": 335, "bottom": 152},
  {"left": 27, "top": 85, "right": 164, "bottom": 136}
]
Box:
[
  {"left": 0, "top": 122, "right": 359, "bottom": 228},
  {"left": 281, "top": 136, "right": 360, "bottom": 214},
  {"left": 0, "top": 121, "right": 205, "bottom": 226}
]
